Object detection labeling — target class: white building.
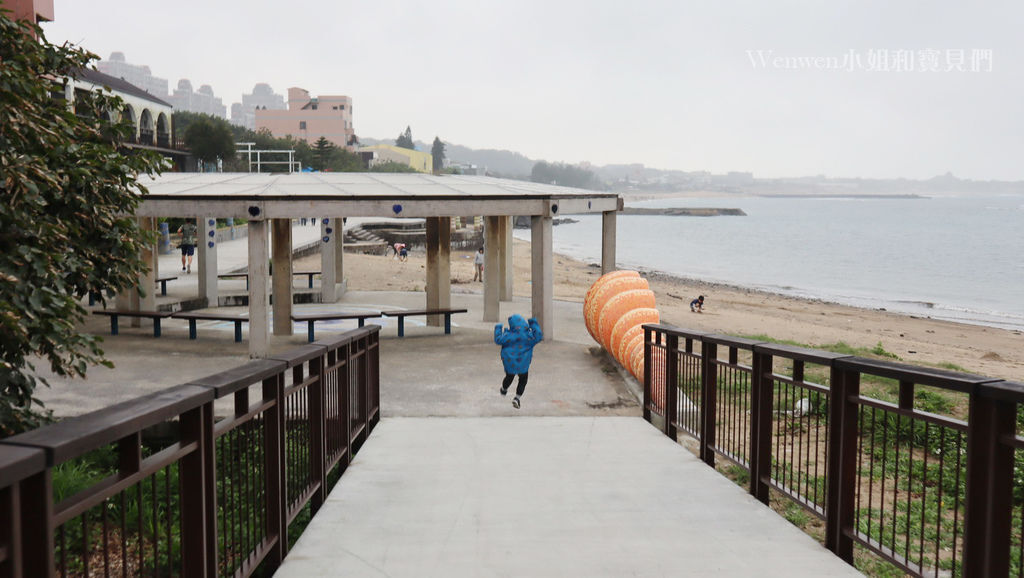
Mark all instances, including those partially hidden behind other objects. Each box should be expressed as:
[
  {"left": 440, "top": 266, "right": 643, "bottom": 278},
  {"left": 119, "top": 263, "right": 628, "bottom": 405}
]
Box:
[{"left": 95, "top": 52, "right": 169, "bottom": 99}]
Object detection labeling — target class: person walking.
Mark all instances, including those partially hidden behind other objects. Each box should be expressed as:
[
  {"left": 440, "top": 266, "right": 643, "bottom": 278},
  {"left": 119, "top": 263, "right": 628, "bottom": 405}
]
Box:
[
  {"left": 177, "top": 219, "right": 198, "bottom": 274},
  {"left": 473, "top": 247, "right": 485, "bottom": 281},
  {"left": 494, "top": 314, "right": 543, "bottom": 409}
]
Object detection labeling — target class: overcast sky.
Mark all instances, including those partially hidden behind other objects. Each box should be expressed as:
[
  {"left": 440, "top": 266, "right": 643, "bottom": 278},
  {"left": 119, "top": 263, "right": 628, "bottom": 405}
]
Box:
[{"left": 43, "top": 0, "right": 1024, "bottom": 180}]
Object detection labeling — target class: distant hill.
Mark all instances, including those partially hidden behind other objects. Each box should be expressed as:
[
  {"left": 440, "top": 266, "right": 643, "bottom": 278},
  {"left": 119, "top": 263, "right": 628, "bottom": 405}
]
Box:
[{"left": 358, "top": 137, "right": 534, "bottom": 179}]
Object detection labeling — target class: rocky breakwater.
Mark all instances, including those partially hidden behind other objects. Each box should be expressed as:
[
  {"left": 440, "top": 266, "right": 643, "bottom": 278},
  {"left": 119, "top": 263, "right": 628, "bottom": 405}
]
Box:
[{"left": 619, "top": 207, "right": 747, "bottom": 216}]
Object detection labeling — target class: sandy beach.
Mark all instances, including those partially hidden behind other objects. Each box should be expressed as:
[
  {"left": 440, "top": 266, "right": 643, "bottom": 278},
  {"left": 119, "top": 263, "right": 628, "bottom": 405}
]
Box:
[{"left": 297, "top": 239, "right": 1024, "bottom": 382}]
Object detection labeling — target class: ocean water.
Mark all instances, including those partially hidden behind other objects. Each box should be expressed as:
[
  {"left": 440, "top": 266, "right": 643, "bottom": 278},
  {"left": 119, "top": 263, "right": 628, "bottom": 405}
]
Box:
[{"left": 515, "top": 193, "right": 1024, "bottom": 331}]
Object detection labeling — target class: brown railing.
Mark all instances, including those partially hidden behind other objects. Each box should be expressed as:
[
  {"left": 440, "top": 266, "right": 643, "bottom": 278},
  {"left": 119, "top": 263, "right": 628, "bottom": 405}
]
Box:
[
  {"left": 643, "top": 323, "right": 1024, "bottom": 577},
  {"left": 0, "top": 325, "right": 380, "bottom": 577}
]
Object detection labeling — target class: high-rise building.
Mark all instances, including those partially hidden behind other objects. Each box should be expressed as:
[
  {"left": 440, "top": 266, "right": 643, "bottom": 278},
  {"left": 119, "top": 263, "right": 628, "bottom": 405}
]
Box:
[
  {"left": 255, "top": 87, "right": 354, "bottom": 148},
  {"left": 168, "top": 79, "right": 227, "bottom": 118},
  {"left": 231, "top": 83, "right": 286, "bottom": 129},
  {"left": 96, "top": 52, "right": 169, "bottom": 99}
]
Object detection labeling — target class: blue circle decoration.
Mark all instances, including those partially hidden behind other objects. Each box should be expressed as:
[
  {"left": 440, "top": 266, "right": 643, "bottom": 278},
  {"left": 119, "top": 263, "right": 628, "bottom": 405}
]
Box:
[
  {"left": 322, "top": 218, "right": 329, "bottom": 225},
  {"left": 392, "top": 204, "right": 403, "bottom": 214},
  {"left": 208, "top": 230, "right": 215, "bottom": 237},
  {"left": 325, "top": 227, "right": 333, "bottom": 234},
  {"left": 208, "top": 241, "right": 215, "bottom": 248},
  {"left": 323, "top": 236, "right": 330, "bottom": 243},
  {"left": 208, "top": 219, "right": 215, "bottom": 226}
]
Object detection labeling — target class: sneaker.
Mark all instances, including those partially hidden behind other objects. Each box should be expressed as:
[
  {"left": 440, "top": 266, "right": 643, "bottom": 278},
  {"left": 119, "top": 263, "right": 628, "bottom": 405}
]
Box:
[
  {"left": 512, "top": 397, "right": 520, "bottom": 409},
  {"left": 182, "top": 266, "right": 186, "bottom": 272},
  {"left": 500, "top": 386, "right": 508, "bottom": 396}
]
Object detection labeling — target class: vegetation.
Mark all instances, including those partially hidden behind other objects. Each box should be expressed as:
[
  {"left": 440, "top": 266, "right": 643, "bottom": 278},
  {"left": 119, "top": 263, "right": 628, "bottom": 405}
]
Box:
[
  {"left": 369, "top": 160, "right": 418, "bottom": 173},
  {"left": 180, "top": 112, "right": 235, "bottom": 163},
  {"left": 530, "top": 160, "right": 604, "bottom": 190},
  {"left": 0, "top": 13, "right": 164, "bottom": 436},
  {"left": 312, "top": 136, "right": 336, "bottom": 171},
  {"left": 395, "top": 125, "right": 415, "bottom": 150},
  {"left": 431, "top": 136, "right": 446, "bottom": 172}
]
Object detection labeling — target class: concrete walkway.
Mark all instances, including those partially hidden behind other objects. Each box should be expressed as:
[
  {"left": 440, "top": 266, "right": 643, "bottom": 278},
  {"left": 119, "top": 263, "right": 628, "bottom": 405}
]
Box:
[{"left": 277, "top": 417, "right": 863, "bottom": 577}]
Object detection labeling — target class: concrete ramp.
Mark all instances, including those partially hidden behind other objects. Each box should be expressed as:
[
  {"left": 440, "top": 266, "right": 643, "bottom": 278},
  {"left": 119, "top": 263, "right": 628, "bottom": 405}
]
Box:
[{"left": 277, "top": 417, "right": 862, "bottom": 577}]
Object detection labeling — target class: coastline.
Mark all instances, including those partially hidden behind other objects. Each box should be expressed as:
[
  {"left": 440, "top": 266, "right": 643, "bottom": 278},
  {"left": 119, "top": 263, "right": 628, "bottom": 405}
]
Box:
[{"left": 296, "top": 241, "right": 1024, "bottom": 382}]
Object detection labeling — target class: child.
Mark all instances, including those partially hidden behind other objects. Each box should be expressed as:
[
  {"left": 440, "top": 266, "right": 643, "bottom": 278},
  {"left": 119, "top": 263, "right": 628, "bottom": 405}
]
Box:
[
  {"left": 494, "top": 314, "right": 543, "bottom": 409},
  {"left": 690, "top": 295, "right": 705, "bottom": 313},
  {"left": 473, "top": 247, "right": 485, "bottom": 281}
]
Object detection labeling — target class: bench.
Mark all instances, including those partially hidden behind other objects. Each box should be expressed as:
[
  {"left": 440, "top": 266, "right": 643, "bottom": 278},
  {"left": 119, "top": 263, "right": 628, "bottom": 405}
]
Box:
[
  {"left": 217, "top": 273, "right": 250, "bottom": 290},
  {"left": 87, "top": 274, "right": 177, "bottom": 305},
  {"left": 290, "top": 311, "right": 383, "bottom": 342},
  {"left": 380, "top": 308, "right": 468, "bottom": 337},
  {"left": 92, "top": 309, "right": 175, "bottom": 337},
  {"left": 156, "top": 275, "right": 177, "bottom": 296},
  {"left": 218, "top": 271, "right": 322, "bottom": 290},
  {"left": 172, "top": 311, "right": 249, "bottom": 342}
]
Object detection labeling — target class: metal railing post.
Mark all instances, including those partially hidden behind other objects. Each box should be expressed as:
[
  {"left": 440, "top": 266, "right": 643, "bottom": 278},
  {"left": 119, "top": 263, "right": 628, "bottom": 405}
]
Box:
[
  {"left": 309, "top": 352, "right": 327, "bottom": 514},
  {"left": 825, "top": 366, "right": 858, "bottom": 563},
  {"left": 962, "top": 386, "right": 1015, "bottom": 576},
  {"left": 262, "top": 372, "right": 287, "bottom": 568},
  {"left": 18, "top": 470, "right": 54, "bottom": 577},
  {"left": 179, "top": 404, "right": 214, "bottom": 577},
  {"left": 749, "top": 349, "right": 773, "bottom": 504},
  {"left": 642, "top": 327, "right": 653, "bottom": 423},
  {"left": 664, "top": 333, "right": 679, "bottom": 440},
  {"left": 699, "top": 342, "right": 718, "bottom": 467}
]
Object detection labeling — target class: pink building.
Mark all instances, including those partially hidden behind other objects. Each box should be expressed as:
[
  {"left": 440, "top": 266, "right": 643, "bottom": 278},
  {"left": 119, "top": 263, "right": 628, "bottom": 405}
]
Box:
[
  {"left": 255, "top": 87, "right": 354, "bottom": 148},
  {"left": 2, "top": 0, "right": 53, "bottom": 31}
]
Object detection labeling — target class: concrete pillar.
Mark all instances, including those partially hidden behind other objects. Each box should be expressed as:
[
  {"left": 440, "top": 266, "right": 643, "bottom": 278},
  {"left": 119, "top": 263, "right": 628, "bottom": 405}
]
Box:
[
  {"left": 531, "top": 215, "right": 553, "bottom": 341},
  {"left": 499, "top": 215, "right": 513, "bottom": 301},
  {"left": 271, "top": 219, "right": 293, "bottom": 336},
  {"left": 198, "top": 217, "right": 218, "bottom": 307},
  {"left": 139, "top": 217, "right": 156, "bottom": 313},
  {"left": 320, "top": 218, "right": 337, "bottom": 303},
  {"left": 425, "top": 217, "right": 452, "bottom": 326},
  {"left": 248, "top": 220, "right": 269, "bottom": 358},
  {"left": 334, "top": 218, "right": 345, "bottom": 295},
  {"left": 602, "top": 210, "right": 617, "bottom": 275},
  {"left": 483, "top": 216, "right": 501, "bottom": 322}
]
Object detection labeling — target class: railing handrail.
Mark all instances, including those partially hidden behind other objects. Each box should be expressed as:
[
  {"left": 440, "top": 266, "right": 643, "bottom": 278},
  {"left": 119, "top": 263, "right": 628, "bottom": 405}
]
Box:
[
  {"left": 0, "top": 324, "right": 381, "bottom": 577},
  {"left": 641, "top": 321, "right": 1024, "bottom": 576}
]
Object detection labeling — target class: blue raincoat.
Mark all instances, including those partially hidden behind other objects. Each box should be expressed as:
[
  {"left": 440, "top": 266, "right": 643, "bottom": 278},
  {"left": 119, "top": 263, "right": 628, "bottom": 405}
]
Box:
[{"left": 494, "top": 314, "right": 543, "bottom": 374}]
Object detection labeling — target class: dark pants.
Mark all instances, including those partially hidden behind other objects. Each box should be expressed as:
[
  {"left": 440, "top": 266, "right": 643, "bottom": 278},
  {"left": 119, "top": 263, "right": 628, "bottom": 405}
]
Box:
[{"left": 502, "top": 372, "right": 529, "bottom": 397}]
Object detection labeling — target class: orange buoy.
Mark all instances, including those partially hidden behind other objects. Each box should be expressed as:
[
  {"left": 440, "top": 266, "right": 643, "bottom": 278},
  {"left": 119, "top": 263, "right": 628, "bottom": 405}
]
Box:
[
  {"left": 583, "top": 272, "right": 644, "bottom": 339},
  {"left": 597, "top": 290, "right": 656, "bottom": 349},
  {"left": 618, "top": 328, "right": 647, "bottom": 366},
  {"left": 609, "top": 308, "right": 659, "bottom": 362}
]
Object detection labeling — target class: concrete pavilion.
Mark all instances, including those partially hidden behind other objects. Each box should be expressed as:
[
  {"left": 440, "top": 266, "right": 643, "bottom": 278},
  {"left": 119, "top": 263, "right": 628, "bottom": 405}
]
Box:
[{"left": 131, "top": 172, "right": 622, "bottom": 357}]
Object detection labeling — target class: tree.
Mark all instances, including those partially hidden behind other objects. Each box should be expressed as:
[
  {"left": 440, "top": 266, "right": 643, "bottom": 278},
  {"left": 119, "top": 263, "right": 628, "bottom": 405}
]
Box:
[
  {"left": 312, "top": 136, "right": 337, "bottom": 171},
  {"left": 0, "top": 14, "right": 164, "bottom": 435},
  {"left": 530, "top": 160, "right": 605, "bottom": 190},
  {"left": 431, "top": 137, "right": 446, "bottom": 173},
  {"left": 395, "top": 126, "right": 414, "bottom": 150},
  {"left": 182, "top": 113, "right": 235, "bottom": 164}
]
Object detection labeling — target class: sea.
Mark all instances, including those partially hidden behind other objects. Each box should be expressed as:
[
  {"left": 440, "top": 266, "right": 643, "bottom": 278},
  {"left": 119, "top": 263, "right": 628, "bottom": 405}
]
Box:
[{"left": 514, "top": 193, "right": 1024, "bottom": 332}]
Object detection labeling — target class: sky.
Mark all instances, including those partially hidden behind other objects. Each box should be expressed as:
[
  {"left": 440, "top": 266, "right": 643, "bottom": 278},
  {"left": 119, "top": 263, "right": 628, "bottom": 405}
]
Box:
[{"left": 42, "top": 0, "right": 1024, "bottom": 180}]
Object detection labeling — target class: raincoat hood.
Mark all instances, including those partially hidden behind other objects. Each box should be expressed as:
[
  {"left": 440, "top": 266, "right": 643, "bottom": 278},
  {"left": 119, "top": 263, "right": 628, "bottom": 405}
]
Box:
[{"left": 507, "top": 314, "right": 528, "bottom": 330}]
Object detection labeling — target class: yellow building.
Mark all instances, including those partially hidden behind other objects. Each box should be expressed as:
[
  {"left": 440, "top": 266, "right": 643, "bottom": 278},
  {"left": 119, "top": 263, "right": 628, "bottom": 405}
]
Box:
[{"left": 360, "top": 144, "right": 433, "bottom": 173}]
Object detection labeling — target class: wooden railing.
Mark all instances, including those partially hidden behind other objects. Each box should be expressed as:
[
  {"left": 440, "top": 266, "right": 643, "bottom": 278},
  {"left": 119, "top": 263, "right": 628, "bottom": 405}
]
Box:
[
  {"left": 0, "top": 325, "right": 380, "bottom": 577},
  {"left": 643, "top": 323, "right": 1024, "bottom": 577}
]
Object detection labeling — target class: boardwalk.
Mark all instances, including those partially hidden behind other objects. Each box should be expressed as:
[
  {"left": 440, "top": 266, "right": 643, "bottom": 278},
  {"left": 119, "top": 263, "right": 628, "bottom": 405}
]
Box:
[
  {"left": 277, "top": 417, "right": 862, "bottom": 577},
  {"left": 35, "top": 221, "right": 863, "bottom": 576}
]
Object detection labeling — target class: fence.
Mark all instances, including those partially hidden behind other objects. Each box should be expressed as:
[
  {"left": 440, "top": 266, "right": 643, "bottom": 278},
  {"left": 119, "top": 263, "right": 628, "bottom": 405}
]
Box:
[
  {"left": 643, "top": 323, "right": 1024, "bottom": 577},
  {"left": 0, "top": 325, "right": 380, "bottom": 577}
]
